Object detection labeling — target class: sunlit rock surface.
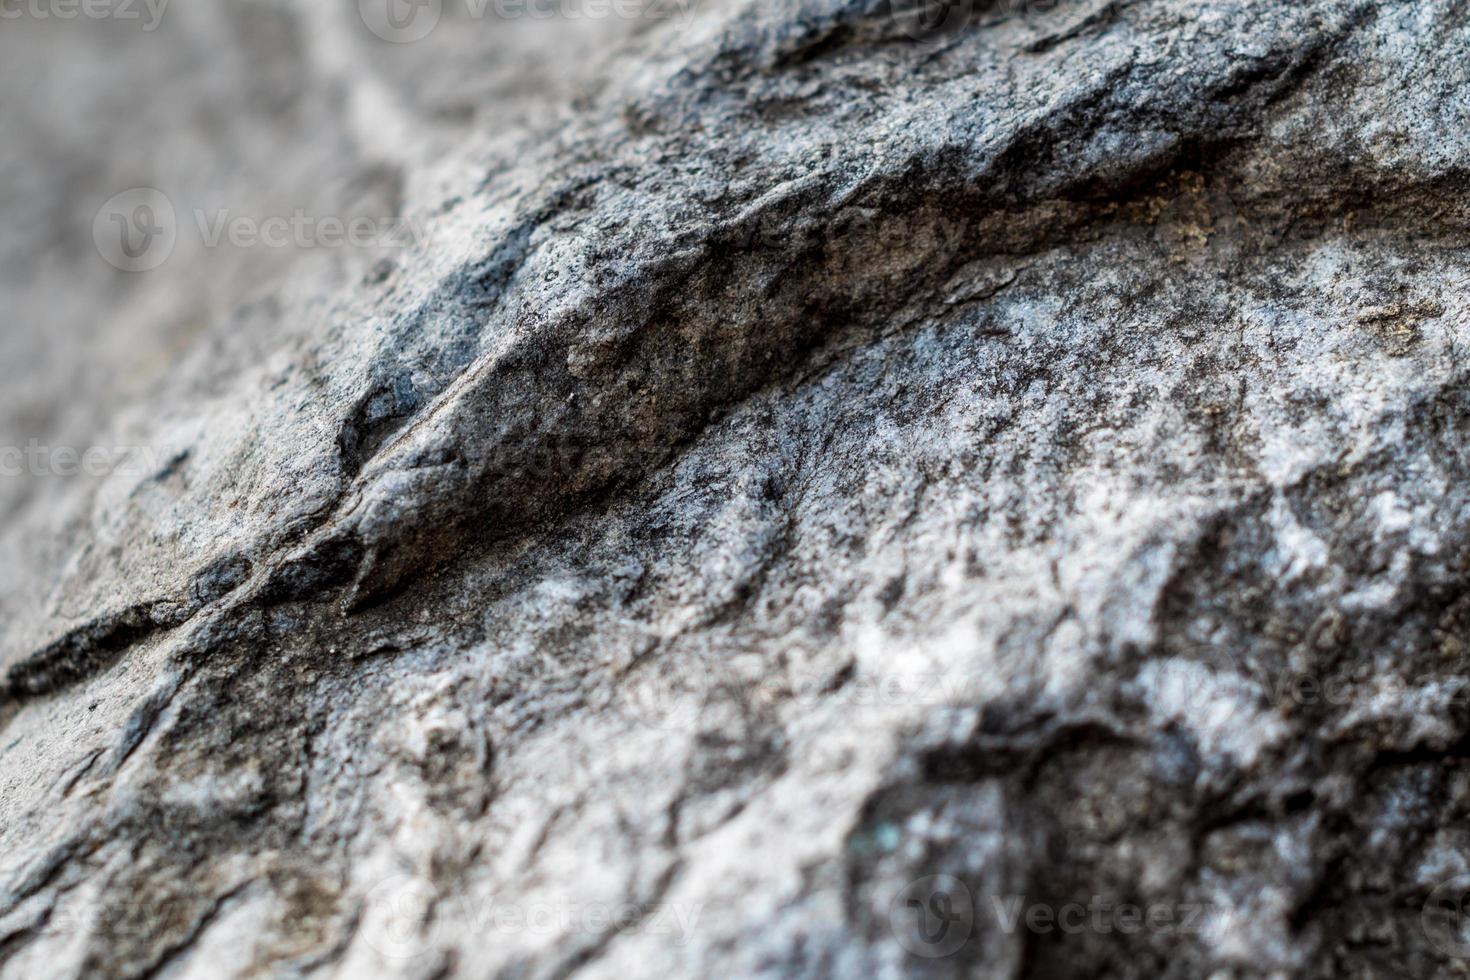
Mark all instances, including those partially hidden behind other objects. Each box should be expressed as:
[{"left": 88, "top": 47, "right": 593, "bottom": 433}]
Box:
[{"left": 4, "top": 1, "right": 1470, "bottom": 976}]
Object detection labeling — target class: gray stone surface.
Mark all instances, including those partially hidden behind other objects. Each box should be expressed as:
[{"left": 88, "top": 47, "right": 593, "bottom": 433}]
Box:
[{"left": 4, "top": 0, "right": 1470, "bottom": 976}]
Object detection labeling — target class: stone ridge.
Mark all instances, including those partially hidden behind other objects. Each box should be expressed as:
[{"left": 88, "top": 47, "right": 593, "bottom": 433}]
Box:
[{"left": 3, "top": 1, "right": 1470, "bottom": 978}]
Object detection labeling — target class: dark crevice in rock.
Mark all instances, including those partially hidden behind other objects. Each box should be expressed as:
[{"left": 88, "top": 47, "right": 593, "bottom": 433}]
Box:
[{"left": 1, "top": 602, "right": 178, "bottom": 703}]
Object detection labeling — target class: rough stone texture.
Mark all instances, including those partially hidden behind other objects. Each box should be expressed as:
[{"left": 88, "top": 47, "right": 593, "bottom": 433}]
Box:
[{"left": 4, "top": 0, "right": 1470, "bottom": 976}]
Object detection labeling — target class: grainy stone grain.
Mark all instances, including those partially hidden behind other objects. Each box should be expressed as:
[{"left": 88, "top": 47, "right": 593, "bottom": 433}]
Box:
[{"left": 3, "top": 1, "right": 1470, "bottom": 976}]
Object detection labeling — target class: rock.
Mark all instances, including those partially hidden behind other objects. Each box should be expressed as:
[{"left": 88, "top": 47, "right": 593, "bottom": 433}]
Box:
[{"left": 3, "top": 0, "right": 1470, "bottom": 976}]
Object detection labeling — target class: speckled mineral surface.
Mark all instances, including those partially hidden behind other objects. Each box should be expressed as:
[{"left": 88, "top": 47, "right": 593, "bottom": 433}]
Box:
[{"left": 4, "top": 1, "right": 1470, "bottom": 976}]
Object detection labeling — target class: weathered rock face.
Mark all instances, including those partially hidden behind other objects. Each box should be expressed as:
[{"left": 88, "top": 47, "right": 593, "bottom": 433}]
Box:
[{"left": 4, "top": 0, "right": 1470, "bottom": 976}]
